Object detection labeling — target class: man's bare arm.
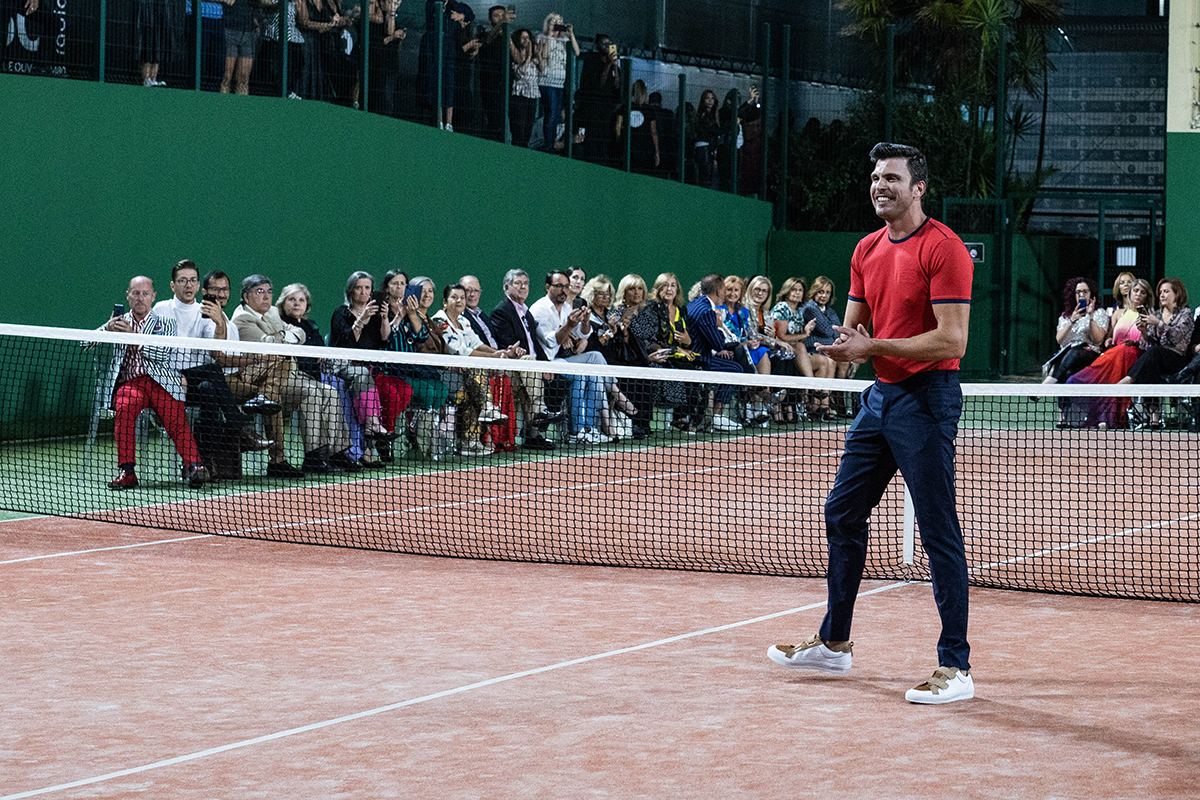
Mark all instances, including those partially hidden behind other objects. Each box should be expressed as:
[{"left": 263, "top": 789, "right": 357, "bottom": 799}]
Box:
[{"left": 818, "top": 301, "right": 968, "bottom": 364}]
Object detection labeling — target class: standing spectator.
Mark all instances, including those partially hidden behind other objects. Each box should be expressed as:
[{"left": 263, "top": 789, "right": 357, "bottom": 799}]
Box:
[
  {"left": 417, "top": 0, "right": 474, "bottom": 130},
  {"left": 296, "top": 0, "right": 342, "bottom": 100},
  {"left": 135, "top": 0, "right": 184, "bottom": 87},
  {"left": 368, "top": 0, "right": 407, "bottom": 116},
  {"left": 576, "top": 33, "right": 621, "bottom": 166},
  {"left": 685, "top": 273, "right": 745, "bottom": 431},
  {"left": 629, "top": 79, "right": 660, "bottom": 174},
  {"left": 536, "top": 12, "right": 579, "bottom": 152},
  {"left": 509, "top": 27, "right": 539, "bottom": 148},
  {"left": 693, "top": 88, "right": 721, "bottom": 189},
  {"left": 804, "top": 275, "right": 853, "bottom": 419},
  {"left": 648, "top": 91, "right": 677, "bottom": 179},
  {"left": 530, "top": 270, "right": 609, "bottom": 444},
  {"left": 93, "top": 277, "right": 210, "bottom": 490},
  {"left": 489, "top": 268, "right": 563, "bottom": 451},
  {"left": 219, "top": 0, "right": 259, "bottom": 95},
  {"left": 476, "top": 4, "right": 510, "bottom": 141},
  {"left": 738, "top": 87, "right": 763, "bottom": 195},
  {"left": 258, "top": 0, "right": 305, "bottom": 99}
]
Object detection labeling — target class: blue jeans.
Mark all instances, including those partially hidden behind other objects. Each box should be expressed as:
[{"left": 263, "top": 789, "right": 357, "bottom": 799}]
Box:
[
  {"left": 560, "top": 352, "right": 605, "bottom": 433},
  {"left": 540, "top": 85, "right": 563, "bottom": 150},
  {"left": 818, "top": 370, "right": 971, "bottom": 671}
]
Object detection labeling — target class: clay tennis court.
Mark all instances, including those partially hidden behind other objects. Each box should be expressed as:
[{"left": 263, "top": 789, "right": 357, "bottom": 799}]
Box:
[{"left": 3, "top": 427, "right": 1198, "bottom": 798}]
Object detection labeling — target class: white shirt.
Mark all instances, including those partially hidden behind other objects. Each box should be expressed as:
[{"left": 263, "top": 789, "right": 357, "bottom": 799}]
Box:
[
  {"left": 152, "top": 297, "right": 217, "bottom": 369},
  {"left": 432, "top": 310, "right": 485, "bottom": 357},
  {"left": 529, "top": 296, "right": 585, "bottom": 359},
  {"left": 219, "top": 311, "right": 240, "bottom": 375}
]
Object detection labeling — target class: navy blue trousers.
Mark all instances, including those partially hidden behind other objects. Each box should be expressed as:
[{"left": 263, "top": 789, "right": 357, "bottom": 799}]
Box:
[{"left": 818, "top": 370, "right": 971, "bottom": 670}]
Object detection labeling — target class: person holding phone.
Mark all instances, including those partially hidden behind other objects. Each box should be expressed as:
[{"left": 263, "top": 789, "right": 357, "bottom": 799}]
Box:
[
  {"left": 1041, "top": 277, "right": 1108, "bottom": 393},
  {"left": 381, "top": 275, "right": 448, "bottom": 411},
  {"left": 1117, "top": 277, "right": 1193, "bottom": 428},
  {"left": 575, "top": 33, "right": 621, "bottom": 166},
  {"left": 536, "top": 12, "right": 579, "bottom": 152}
]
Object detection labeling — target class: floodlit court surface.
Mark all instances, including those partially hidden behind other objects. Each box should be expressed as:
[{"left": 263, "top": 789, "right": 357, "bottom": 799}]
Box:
[{"left": 3, "top": 515, "right": 1197, "bottom": 799}]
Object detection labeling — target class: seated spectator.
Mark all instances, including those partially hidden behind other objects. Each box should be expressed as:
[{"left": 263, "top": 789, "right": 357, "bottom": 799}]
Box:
[
  {"left": 609, "top": 273, "right": 667, "bottom": 438},
  {"left": 721, "top": 274, "right": 773, "bottom": 424},
  {"left": 802, "top": 276, "right": 850, "bottom": 420},
  {"left": 406, "top": 275, "right": 452, "bottom": 410},
  {"left": 153, "top": 260, "right": 271, "bottom": 482},
  {"left": 489, "top": 269, "right": 560, "bottom": 451},
  {"left": 685, "top": 273, "right": 745, "bottom": 431},
  {"left": 1040, "top": 277, "right": 1108, "bottom": 425},
  {"left": 1108, "top": 271, "right": 1135, "bottom": 319},
  {"left": 1066, "top": 278, "right": 1153, "bottom": 428},
  {"left": 531, "top": 269, "right": 610, "bottom": 445},
  {"left": 92, "top": 276, "right": 210, "bottom": 490},
  {"left": 330, "top": 270, "right": 412, "bottom": 463},
  {"left": 1118, "top": 277, "right": 1193, "bottom": 429},
  {"left": 649, "top": 272, "right": 706, "bottom": 432},
  {"left": 278, "top": 282, "right": 391, "bottom": 469},
  {"left": 432, "top": 283, "right": 523, "bottom": 456},
  {"left": 744, "top": 275, "right": 799, "bottom": 424},
  {"left": 580, "top": 275, "right": 638, "bottom": 441},
  {"left": 567, "top": 266, "right": 587, "bottom": 309},
  {"left": 232, "top": 274, "right": 356, "bottom": 474}
]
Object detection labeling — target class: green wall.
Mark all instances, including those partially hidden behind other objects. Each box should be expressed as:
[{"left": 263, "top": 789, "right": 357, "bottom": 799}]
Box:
[
  {"left": 0, "top": 74, "right": 771, "bottom": 328},
  {"left": 1166, "top": 132, "right": 1200, "bottom": 293}
]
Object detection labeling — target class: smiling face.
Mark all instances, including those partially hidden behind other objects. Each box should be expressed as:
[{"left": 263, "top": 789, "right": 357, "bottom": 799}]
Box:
[
  {"left": 870, "top": 157, "right": 924, "bottom": 223},
  {"left": 205, "top": 276, "right": 232, "bottom": 309},
  {"left": 659, "top": 279, "right": 677, "bottom": 304},
  {"left": 419, "top": 282, "right": 435, "bottom": 311},
  {"left": 507, "top": 274, "right": 530, "bottom": 304},
  {"left": 749, "top": 282, "right": 769, "bottom": 307},
  {"left": 282, "top": 292, "right": 308, "bottom": 319},
  {"left": 723, "top": 277, "right": 743, "bottom": 305},
  {"left": 461, "top": 276, "right": 482, "bottom": 310}
]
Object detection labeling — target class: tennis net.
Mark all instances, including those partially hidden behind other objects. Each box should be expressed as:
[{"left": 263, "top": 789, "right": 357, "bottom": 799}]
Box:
[{"left": 1, "top": 323, "right": 1197, "bottom": 602}]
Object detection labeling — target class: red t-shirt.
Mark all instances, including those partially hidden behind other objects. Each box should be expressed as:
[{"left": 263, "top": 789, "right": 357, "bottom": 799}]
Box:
[{"left": 848, "top": 218, "right": 974, "bottom": 384}]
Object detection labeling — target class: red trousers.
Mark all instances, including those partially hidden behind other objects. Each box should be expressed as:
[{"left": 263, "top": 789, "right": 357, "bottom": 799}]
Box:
[
  {"left": 373, "top": 373, "right": 413, "bottom": 432},
  {"left": 482, "top": 375, "right": 516, "bottom": 446},
  {"left": 113, "top": 375, "right": 201, "bottom": 468}
]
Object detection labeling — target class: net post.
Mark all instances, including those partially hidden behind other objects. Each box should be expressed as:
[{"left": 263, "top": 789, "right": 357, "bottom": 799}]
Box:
[
  {"left": 903, "top": 482, "right": 915, "bottom": 565},
  {"left": 677, "top": 72, "right": 686, "bottom": 183}
]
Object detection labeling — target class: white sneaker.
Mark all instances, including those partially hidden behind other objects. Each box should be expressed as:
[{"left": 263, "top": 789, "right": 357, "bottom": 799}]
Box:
[
  {"left": 478, "top": 403, "right": 507, "bottom": 423},
  {"left": 905, "top": 667, "right": 974, "bottom": 704},
  {"left": 444, "top": 123, "right": 453, "bottom": 132},
  {"left": 143, "top": 78, "right": 155, "bottom": 87},
  {"left": 288, "top": 91, "right": 303, "bottom": 100},
  {"left": 711, "top": 414, "right": 742, "bottom": 432},
  {"left": 570, "top": 429, "right": 603, "bottom": 445},
  {"left": 767, "top": 635, "right": 852, "bottom": 674},
  {"left": 457, "top": 440, "right": 492, "bottom": 457}
]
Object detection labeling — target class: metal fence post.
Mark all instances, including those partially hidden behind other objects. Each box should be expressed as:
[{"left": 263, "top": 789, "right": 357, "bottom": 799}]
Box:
[
  {"left": 885, "top": 23, "right": 894, "bottom": 142},
  {"left": 99, "top": 0, "right": 107, "bottom": 83},
  {"left": 361, "top": 9, "right": 370, "bottom": 111},
  {"left": 760, "top": 22, "right": 770, "bottom": 200},
  {"left": 728, "top": 88, "right": 739, "bottom": 193},
  {"left": 194, "top": 0, "right": 203, "bottom": 90},
  {"left": 565, "top": 46, "right": 576, "bottom": 159},
  {"left": 503, "top": 21, "right": 511, "bottom": 144},
  {"left": 779, "top": 24, "right": 790, "bottom": 230},
  {"left": 280, "top": 1, "right": 289, "bottom": 98},
  {"left": 995, "top": 22, "right": 1006, "bottom": 201},
  {"left": 677, "top": 73, "right": 686, "bottom": 183},
  {"left": 435, "top": 1, "right": 444, "bottom": 127},
  {"left": 621, "top": 57, "right": 632, "bottom": 172}
]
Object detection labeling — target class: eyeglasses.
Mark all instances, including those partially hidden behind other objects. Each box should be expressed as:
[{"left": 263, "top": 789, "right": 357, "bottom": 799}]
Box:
[
  {"left": 550, "top": 283, "right": 570, "bottom": 289},
  {"left": 249, "top": 287, "right": 272, "bottom": 296},
  {"left": 173, "top": 277, "right": 199, "bottom": 285}
]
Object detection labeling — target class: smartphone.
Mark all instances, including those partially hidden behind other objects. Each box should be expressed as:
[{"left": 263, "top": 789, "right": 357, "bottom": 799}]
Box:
[
  {"left": 1137, "top": 305, "right": 1149, "bottom": 316},
  {"left": 203, "top": 294, "right": 219, "bottom": 305},
  {"left": 370, "top": 290, "right": 388, "bottom": 307},
  {"left": 553, "top": 23, "right": 568, "bottom": 32},
  {"left": 572, "top": 296, "right": 587, "bottom": 309},
  {"left": 112, "top": 303, "right": 125, "bottom": 318},
  {"left": 1077, "top": 298, "right": 1087, "bottom": 310},
  {"left": 506, "top": 3, "right": 515, "bottom": 11},
  {"left": 403, "top": 284, "right": 424, "bottom": 304}
]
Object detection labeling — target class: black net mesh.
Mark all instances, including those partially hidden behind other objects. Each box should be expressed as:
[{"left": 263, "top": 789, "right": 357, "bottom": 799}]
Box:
[{"left": 1, "top": 323, "right": 1197, "bottom": 602}]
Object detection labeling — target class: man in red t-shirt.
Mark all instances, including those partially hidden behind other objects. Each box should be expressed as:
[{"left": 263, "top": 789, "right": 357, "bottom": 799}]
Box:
[{"left": 767, "top": 143, "right": 976, "bottom": 705}]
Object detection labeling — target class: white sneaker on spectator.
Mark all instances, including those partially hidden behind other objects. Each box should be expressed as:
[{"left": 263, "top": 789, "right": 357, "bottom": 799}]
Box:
[
  {"left": 143, "top": 78, "right": 155, "bottom": 87},
  {"left": 905, "top": 667, "right": 974, "bottom": 704},
  {"left": 711, "top": 414, "right": 742, "bottom": 432},
  {"left": 570, "top": 429, "right": 603, "bottom": 445},
  {"left": 479, "top": 403, "right": 507, "bottom": 423},
  {"left": 153, "top": 79, "right": 167, "bottom": 87},
  {"left": 288, "top": 91, "right": 302, "bottom": 100},
  {"left": 457, "top": 440, "right": 492, "bottom": 457},
  {"left": 444, "top": 123, "right": 454, "bottom": 132}
]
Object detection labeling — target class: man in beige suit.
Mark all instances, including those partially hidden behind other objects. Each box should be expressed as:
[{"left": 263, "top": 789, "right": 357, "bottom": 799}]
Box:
[{"left": 231, "top": 274, "right": 358, "bottom": 477}]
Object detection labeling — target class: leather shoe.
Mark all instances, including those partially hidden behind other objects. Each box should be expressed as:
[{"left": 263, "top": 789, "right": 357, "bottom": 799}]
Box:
[
  {"left": 328, "top": 450, "right": 364, "bottom": 473},
  {"left": 522, "top": 435, "right": 555, "bottom": 451},
  {"left": 531, "top": 410, "right": 566, "bottom": 429},
  {"left": 242, "top": 394, "right": 282, "bottom": 415},
  {"left": 266, "top": 460, "right": 304, "bottom": 478},
  {"left": 238, "top": 427, "right": 273, "bottom": 452},
  {"left": 186, "top": 463, "right": 211, "bottom": 489},
  {"left": 302, "top": 451, "right": 332, "bottom": 474}
]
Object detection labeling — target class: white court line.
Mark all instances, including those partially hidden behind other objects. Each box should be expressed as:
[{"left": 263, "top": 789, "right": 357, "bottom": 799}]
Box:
[
  {"left": 0, "top": 580, "right": 911, "bottom": 800},
  {"left": 0, "top": 535, "right": 213, "bottom": 565}
]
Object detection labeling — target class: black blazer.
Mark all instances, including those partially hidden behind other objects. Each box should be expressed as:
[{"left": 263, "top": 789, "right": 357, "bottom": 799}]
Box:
[{"left": 490, "top": 297, "right": 549, "bottom": 362}]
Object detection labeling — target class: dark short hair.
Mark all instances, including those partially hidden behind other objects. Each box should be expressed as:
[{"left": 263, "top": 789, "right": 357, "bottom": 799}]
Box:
[
  {"left": 869, "top": 142, "right": 928, "bottom": 186},
  {"left": 489, "top": 4, "right": 505, "bottom": 15},
  {"left": 546, "top": 270, "right": 570, "bottom": 287},
  {"left": 202, "top": 270, "right": 230, "bottom": 289},
  {"left": 595, "top": 33, "right": 611, "bottom": 47},
  {"left": 443, "top": 283, "right": 466, "bottom": 302},
  {"left": 648, "top": 91, "right": 663, "bottom": 106},
  {"left": 383, "top": 270, "right": 408, "bottom": 292},
  {"left": 1158, "top": 277, "right": 1188, "bottom": 309},
  {"left": 172, "top": 259, "right": 198, "bottom": 281},
  {"left": 700, "top": 273, "right": 725, "bottom": 296},
  {"left": 241, "top": 274, "right": 272, "bottom": 299}
]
